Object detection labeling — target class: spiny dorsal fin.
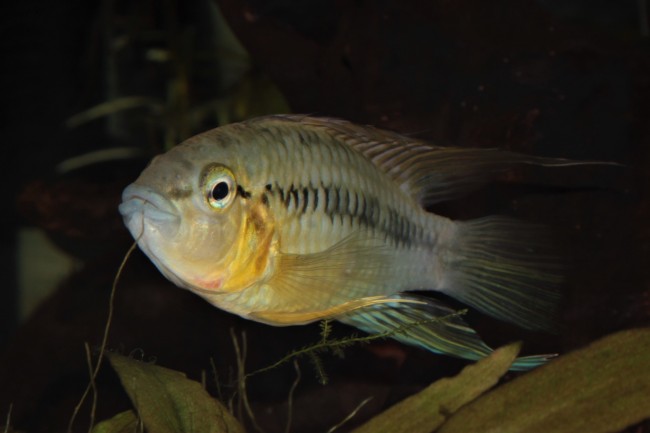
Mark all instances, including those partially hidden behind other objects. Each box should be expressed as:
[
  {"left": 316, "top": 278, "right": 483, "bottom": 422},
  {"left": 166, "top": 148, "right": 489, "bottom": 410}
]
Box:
[{"left": 264, "top": 115, "right": 618, "bottom": 206}]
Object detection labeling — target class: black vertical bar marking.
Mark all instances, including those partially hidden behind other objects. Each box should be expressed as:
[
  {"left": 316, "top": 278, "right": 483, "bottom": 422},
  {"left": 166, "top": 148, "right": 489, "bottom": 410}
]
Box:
[
  {"left": 284, "top": 186, "right": 293, "bottom": 208},
  {"left": 237, "top": 185, "right": 252, "bottom": 199},
  {"left": 323, "top": 186, "right": 335, "bottom": 223},
  {"left": 301, "top": 187, "right": 309, "bottom": 214},
  {"left": 323, "top": 186, "right": 331, "bottom": 212},
  {"left": 358, "top": 194, "right": 367, "bottom": 226},
  {"left": 297, "top": 130, "right": 308, "bottom": 145},
  {"left": 333, "top": 187, "right": 341, "bottom": 214},
  {"left": 366, "top": 196, "right": 375, "bottom": 225},
  {"left": 341, "top": 188, "right": 350, "bottom": 216},
  {"left": 290, "top": 186, "right": 299, "bottom": 210},
  {"left": 313, "top": 187, "right": 319, "bottom": 211}
]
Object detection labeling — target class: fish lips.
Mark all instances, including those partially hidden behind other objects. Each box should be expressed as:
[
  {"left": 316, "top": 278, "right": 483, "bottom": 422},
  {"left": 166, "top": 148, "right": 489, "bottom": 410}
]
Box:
[{"left": 119, "top": 184, "right": 181, "bottom": 236}]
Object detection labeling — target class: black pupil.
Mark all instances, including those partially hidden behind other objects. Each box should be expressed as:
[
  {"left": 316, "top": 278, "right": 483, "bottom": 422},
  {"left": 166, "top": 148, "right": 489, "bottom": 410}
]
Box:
[{"left": 212, "top": 181, "right": 230, "bottom": 201}]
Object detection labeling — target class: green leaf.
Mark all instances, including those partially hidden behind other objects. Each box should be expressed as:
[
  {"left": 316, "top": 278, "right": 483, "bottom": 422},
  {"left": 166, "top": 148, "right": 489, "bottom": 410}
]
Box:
[
  {"left": 91, "top": 410, "right": 139, "bottom": 433},
  {"left": 438, "top": 327, "right": 650, "bottom": 433},
  {"left": 106, "top": 353, "right": 245, "bottom": 433},
  {"left": 351, "top": 342, "right": 521, "bottom": 433}
]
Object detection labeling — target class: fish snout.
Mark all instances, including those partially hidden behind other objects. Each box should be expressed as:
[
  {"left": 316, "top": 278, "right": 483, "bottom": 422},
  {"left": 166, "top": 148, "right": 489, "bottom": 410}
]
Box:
[{"left": 119, "top": 184, "right": 181, "bottom": 234}]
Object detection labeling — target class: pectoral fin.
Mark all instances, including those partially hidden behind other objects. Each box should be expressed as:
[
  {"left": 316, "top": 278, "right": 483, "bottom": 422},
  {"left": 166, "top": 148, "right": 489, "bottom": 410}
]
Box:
[{"left": 250, "top": 234, "right": 394, "bottom": 325}]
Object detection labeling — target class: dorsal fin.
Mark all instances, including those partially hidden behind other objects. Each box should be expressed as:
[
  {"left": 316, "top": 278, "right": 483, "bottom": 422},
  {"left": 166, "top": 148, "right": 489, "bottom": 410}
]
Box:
[{"left": 263, "top": 115, "right": 618, "bottom": 206}]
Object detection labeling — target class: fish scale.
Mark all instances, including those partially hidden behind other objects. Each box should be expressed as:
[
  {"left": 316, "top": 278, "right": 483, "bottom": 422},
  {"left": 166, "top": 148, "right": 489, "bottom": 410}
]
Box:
[
  {"left": 268, "top": 180, "right": 431, "bottom": 254},
  {"left": 253, "top": 124, "right": 435, "bottom": 255}
]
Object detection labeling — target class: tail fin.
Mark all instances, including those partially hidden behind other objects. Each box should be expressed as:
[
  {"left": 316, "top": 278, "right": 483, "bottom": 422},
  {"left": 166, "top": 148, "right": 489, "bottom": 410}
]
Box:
[
  {"left": 439, "top": 216, "right": 564, "bottom": 332},
  {"left": 338, "top": 294, "right": 555, "bottom": 371}
]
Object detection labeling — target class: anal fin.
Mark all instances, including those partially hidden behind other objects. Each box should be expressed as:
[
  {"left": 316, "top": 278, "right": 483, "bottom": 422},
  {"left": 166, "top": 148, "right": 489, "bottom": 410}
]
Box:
[{"left": 338, "top": 294, "right": 554, "bottom": 371}]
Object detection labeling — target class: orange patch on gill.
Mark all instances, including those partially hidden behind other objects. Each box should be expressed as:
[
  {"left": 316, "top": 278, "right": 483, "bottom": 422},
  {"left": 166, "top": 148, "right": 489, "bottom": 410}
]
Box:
[
  {"left": 194, "top": 277, "right": 223, "bottom": 290},
  {"left": 221, "top": 200, "right": 275, "bottom": 292}
]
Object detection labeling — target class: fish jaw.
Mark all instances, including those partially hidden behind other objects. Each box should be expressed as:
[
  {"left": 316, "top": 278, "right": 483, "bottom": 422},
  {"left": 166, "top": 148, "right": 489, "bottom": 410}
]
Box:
[{"left": 119, "top": 183, "right": 181, "bottom": 239}]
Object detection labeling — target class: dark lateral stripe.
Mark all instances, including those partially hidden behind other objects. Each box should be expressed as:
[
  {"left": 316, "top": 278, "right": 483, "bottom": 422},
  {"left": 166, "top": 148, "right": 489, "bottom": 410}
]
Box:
[{"left": 266, "top": 181, "right": 425, "bottom": 247}]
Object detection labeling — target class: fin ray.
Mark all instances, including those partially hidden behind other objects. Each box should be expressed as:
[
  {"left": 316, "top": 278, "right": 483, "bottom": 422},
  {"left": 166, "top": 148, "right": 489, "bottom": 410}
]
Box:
[
  {"left": 338, "top": 294, "right": 554, "bottom": 371},
  {"left": 439, "top": 216, "right": 563, "bottom": 332},
  {"left": 251, "top": 296, "right": 424, "bottom": 324},
  {"left": 256, "top": 234, "right": 392, "bottom": 324},
  {"left": 269, "top": 115, "right": 617, "bottom": 206}
]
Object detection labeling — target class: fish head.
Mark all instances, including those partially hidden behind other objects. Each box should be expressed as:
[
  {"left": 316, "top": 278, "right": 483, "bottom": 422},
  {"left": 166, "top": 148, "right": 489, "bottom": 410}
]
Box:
[{"left": 119, "top": 139, "right": 252, "bottom": 294}]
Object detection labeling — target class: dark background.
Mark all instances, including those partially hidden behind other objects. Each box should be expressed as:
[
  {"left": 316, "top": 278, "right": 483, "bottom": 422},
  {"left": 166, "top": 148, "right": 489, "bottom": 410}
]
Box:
[{"left": 1, "top": 0, "right": 648, "bottom": 431}]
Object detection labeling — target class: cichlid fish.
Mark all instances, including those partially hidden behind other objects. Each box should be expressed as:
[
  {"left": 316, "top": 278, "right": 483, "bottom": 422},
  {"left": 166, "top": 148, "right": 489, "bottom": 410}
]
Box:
[{"left": 119, "top": 115, "right": 590, "bottom": 370}]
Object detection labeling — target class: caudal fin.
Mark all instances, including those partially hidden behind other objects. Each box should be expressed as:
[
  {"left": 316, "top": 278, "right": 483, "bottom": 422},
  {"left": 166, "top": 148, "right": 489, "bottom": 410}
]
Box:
[{"left": 439, "top": 216, "right": 564, "bottom": 332}]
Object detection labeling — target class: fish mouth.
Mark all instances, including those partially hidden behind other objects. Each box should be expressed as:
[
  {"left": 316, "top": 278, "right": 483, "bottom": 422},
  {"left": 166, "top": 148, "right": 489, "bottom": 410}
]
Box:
[
  {"left": 119, "top": 184, "right": 181, "bottom": 231},
  {"left": 118, "top": 184, "right": 181, "bottom": 243}
]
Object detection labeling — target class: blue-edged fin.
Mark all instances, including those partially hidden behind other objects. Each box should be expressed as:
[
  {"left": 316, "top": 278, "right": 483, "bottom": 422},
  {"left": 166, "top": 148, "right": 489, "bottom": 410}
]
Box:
[
  {"left": 272, "top": 115, "right": 619, "bottom": 206},
  {"left": 338, "top": 294, "right": 555, "bottom": 371},
  {"left": 439, "top": 216, "right": 563, "bottom": 332}
]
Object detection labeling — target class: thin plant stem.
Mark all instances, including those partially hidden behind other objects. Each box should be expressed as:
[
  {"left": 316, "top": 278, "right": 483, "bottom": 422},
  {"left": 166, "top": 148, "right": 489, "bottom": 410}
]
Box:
[
  {"left": 284, "top": 360, "right": 301, "bottom": 433},
  {"left": 326, "top": 397, "right": 373, "bottom": 433},
  {"left": 3, "top": 403, "right": 12, "bottom": 433},
  {"left": 67, "top": 242, "right": 138, "bottom": 433}
]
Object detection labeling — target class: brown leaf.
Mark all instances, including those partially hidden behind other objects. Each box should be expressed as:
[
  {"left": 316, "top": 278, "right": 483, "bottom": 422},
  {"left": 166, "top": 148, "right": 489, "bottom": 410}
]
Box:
[
  {"left": 438, "top": 327, "right": 650, "bottom": 433},
  {"left": 106, "top": 353, "right": 245, "bottom": 433},
  {"left": 351, "top": 342, "right": 521, "bottom": 433}
]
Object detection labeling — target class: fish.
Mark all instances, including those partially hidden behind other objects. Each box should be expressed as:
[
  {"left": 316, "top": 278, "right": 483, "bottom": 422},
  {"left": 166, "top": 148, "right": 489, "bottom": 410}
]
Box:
[{"left": 119, "top": 115, "right": 598, "bottom": 370}]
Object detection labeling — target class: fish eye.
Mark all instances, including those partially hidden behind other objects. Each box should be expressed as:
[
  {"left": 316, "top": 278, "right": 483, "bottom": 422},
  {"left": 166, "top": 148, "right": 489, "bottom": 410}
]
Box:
[
  {"left": 211, "top": 181, "right": 230, "bottom": 201},
  {"left": 203, "top": 165, "right": 236, "bottom": 210}
]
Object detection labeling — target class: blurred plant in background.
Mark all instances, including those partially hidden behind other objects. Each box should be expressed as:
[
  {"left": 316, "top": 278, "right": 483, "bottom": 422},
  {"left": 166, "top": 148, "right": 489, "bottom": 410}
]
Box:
[
  {"left": 15, "top": 0, "right": 290, "bottom": 324},
  {"left": 66, "top": 0, "right": 290, "bottom": 152}
]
